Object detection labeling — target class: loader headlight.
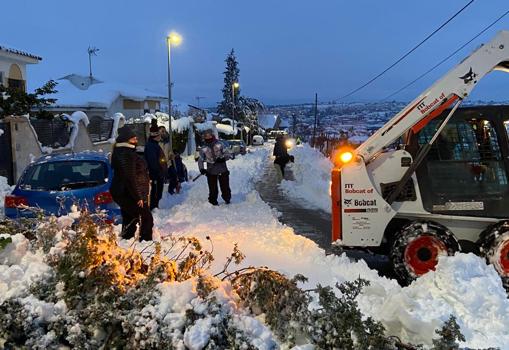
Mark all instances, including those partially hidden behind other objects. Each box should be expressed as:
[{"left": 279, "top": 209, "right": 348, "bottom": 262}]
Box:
[
  {"left": 333, "top": 148, "right": 355, "bottom": 167},
  {"left": 339, "top": 151, "right": 353, "bottom": 163}
]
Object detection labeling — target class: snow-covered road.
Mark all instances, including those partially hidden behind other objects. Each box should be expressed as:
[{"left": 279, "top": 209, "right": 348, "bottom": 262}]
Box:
[{"left": 144, "top": 144, "right": 509, "bottom": 348}]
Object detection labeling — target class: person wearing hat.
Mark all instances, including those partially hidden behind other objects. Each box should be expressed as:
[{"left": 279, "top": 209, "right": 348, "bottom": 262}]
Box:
[
  {"left": 145, "top": 120, "right": 167, "bottom": 210},
  {"left": 110, "top": 126, "right": 153, "bottom": 241},
  {"left": 198, "top": 129, "right": 232, "bottom": 205}
]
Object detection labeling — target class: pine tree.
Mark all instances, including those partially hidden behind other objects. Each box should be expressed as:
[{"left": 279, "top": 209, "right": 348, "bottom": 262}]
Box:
[{"left": 217, "top": 49, "right": 240, "bottom": 119}]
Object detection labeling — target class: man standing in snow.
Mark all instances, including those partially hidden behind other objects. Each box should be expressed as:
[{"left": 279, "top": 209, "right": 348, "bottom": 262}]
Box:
[
  {"left": 273, "top": 135, "right": 294, "bottom": 177},
  {"left": 144, "top": 122, "right": 167, "bottom": 210},
  {"left": 110, "top": 126, "right": 153, "bottom": 241},
  {"left": 198, "top": 129, "right": 232, "bottom": 205}
]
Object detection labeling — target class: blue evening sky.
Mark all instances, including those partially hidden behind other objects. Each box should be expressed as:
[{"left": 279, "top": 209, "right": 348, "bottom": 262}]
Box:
[{"left": 3, "top": 0, "right": 509, "bottom": 105}]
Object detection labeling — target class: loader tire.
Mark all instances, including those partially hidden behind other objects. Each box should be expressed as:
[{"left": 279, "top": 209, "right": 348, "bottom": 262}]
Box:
[
  {"left": 390, "top": 221, "right": 459, "bottom": 285},
  {"left": 478, "top": 221, "right": 509, "bottom": 291}
]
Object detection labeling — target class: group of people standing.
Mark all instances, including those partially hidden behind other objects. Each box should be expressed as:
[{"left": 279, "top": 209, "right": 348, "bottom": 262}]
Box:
[{"left": 110, "top": 123, "right": 232, "bottom": 241}]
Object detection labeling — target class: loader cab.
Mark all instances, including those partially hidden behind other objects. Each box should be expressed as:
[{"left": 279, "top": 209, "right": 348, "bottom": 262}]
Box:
[{"left": 411, "top": 106, "right": 509, "bottom": 219}]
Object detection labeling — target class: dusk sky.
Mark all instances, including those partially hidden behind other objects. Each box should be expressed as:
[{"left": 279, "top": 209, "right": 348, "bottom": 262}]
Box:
[{"left": 4, "top": 0, "right": 509, "bottom": 105}]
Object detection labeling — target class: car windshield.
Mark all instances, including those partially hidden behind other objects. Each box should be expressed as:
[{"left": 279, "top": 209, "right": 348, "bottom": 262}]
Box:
[
  {"left": 20, "top": 160, "right": 108, "bottom": 191},
  {"left": 229, "top": 140, "right": 244, "bottom": 146}
]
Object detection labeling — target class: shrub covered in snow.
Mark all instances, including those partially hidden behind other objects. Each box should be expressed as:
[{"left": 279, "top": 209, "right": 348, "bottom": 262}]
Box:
[
  {"left": 0, "top": 211, "right": 471, "bottom": 349},
  {"left": 0, "top": 213, "right": 273, "bottom": 349}
]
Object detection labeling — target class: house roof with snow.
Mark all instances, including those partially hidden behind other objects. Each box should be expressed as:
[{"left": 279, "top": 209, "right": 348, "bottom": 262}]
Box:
[
  {"left": 258, "top": 114, "right": 280, "bottom": 129},
  {"left": 50, "top": 74, "right": 167, "bottom": 109},
  {"left": 0, "top": 45, "right": 42, "bottom": 62}
]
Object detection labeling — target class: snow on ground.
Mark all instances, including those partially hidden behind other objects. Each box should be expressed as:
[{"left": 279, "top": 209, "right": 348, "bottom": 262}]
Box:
[
  {"left": 127, "top": 145, "right": 509, "bottom": 348},
  {"left": 0, "top": 234, "right": 52, "bottom": 305},
  {"left": 279, "top": 144, "right": 332, "bottom": 213},
  {"left": 2, "top": 144, "right": 509, "bottom": 348}
]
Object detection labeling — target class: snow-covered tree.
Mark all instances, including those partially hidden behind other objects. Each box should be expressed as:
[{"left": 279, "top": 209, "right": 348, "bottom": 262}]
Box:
[{"left": 217, "top": 49, "right": 240, "bottom": 119}]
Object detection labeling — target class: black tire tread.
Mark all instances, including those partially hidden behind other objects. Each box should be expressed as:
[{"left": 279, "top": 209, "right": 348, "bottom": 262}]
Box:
[{"left": 390, "top": 220, "right": 459, "bottom": 286}]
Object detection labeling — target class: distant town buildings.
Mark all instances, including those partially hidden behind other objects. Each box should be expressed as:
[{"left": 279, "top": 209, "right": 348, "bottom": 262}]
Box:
[{"left": 0, "top": 45, "right": 41, "bottom": 91}]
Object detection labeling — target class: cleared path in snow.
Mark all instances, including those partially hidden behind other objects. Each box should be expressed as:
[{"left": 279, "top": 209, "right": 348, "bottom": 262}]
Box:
[
  {"left": 255, "top": 161, "right": 332, "bottom": 251},
  {"left": 256, "top": 156, "right": 396, "bottom": 277}
]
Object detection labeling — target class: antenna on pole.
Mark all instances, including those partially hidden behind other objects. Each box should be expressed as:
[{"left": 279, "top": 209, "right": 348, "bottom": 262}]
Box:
[
  {"left": 87, "top": 46, "right": 100, "bottom": 78},
  {"left": 195, "top": 96, "right": 206, "bottom": 107}
]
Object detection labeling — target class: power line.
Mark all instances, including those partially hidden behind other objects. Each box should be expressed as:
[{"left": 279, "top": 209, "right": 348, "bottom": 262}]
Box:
[
  {"left": 336, "top": 0, "right": 475, "bottom": 101},
  {"left": 383, "top": 9, "right": 509, "bottom": 101}
]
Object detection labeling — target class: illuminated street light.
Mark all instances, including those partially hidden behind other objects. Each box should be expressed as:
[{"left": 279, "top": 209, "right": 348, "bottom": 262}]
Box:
[
  {"left": 232, "top": 82, "right": 240, "bottom": 138},
  {"left": 166, "top": 31, "right": 182, "bottom": 155}
]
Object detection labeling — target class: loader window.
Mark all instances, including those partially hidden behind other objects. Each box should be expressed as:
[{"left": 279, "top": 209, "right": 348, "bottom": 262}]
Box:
[{"left": 417, "top": 117, "right": 508, "bottom": 213}]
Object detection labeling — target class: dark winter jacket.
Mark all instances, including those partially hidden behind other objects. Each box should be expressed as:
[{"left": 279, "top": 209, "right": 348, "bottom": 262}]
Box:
[
  {"left": 273, "top": 139, "right": 290, "bottom": 165},
  {"left": 144, "top": 138, "right": 167, "bottom": 180},
  {"left": 110, "top": 143, "right": 150, "bottom": 202},
  {"left": 168, "top": 154, "right": 188, "bottom": 183},
  {"left": 198, "top": 139, "right": 231, "bottom": 175}
]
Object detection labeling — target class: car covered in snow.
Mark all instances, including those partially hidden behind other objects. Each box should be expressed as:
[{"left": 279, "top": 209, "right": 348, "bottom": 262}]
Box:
[
  {"left": 226, "top": 139, "right": 247, "bottom": 155},
  {"left": 252, "top": 135, "right": 264, "bottom": 146},
  {"left": 4, "top": 152, "right": 121, "bottom": 223}
]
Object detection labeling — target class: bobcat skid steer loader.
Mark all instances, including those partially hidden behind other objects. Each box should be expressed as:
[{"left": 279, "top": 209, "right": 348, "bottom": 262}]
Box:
[{"left": 331, "top": 31, "right": 509, "bottom": 287}]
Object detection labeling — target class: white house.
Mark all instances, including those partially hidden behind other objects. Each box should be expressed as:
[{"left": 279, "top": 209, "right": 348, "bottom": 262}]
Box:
[
  {"left": 47, "top": 74, "right": 167, "bottom": 119},
  {"left": 0, "top": 45, "right": 41, "bottom": 91}
]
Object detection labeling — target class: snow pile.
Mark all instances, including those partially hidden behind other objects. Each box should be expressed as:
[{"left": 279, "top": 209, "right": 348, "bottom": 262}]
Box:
[
  {"left": 195, "top": 121, "right": 218, "bottom": 137},
  {"left": 216, "top": 123, "right": 236, "bottom": 135},
  {"left": 143, "top": 112, "right": 193, "bottom": 133},
  {"left": 157, "top": 279, "right": 277, "bottom": 349},
  {"left": 0, "top": 234, "right": 51, "bottom": 305},
  {"left": 279, "top": 143, "right": 333, "bottom": 213},
  {"left": 0, "top": 176, "right": 13, "bottom": 217},
  {"left": 361, "top": 253, "right": 509, "bottom": 347}
]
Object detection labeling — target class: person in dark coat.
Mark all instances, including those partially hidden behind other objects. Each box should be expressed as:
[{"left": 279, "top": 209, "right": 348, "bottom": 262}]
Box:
[
  {"left": 110, "top": 126, "right": 153, "bottom": 241},
  {"left": 168, "top": 150, "right": 188, "bottom": 194},
  {"left": 198, "top": 129, "right": 232, "bottom": 205},
  {"left": 273, "top": 135, "right": 294, "bottom": 177},
  {"left": 144, "top": 123, "right": 167, "bottom": 210}
]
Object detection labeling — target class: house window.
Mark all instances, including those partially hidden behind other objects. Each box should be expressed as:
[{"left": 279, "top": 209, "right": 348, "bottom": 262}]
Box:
[{"left": 123, "top": 99, "right": 143, "bottom": 109}]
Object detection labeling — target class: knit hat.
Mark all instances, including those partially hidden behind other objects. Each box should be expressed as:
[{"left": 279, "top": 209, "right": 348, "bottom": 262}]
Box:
[
  {"left": 116, "top": 126, "right": 136, "bottom": 143},
  {"left": 149, "top": 125, "right": 160, "bottom": 137}
]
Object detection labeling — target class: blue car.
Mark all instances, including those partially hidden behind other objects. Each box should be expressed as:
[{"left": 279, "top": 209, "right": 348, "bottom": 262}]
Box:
[{"left": 4, "top": 151, "right": 121, "bottom": 223}]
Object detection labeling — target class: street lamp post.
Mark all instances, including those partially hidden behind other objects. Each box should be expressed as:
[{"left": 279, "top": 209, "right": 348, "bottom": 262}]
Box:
[
  {"left": 166, "top": 31, "right": 182, "bottom": 150},
  {"left": 232, "top": 82, "right": 239, "bottom": 138}
]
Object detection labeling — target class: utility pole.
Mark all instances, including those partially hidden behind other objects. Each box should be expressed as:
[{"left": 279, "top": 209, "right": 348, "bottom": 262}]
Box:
[
  {"left": 87, "top": 46, "right": 99, "bottom": 78},
  {"left": 195, "top": 96, "right": 206, "bottom": 107},
  {"left": 312, "top": 93, "right": 318, "bottom": 147},
  {"left": 292, "top": 113, "right": 297, "bottom": 137}
]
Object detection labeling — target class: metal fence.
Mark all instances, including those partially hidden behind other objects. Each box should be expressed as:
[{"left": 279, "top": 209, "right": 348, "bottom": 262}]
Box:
[
  {"left": 31, "top": 118, "right": 70, "bottom": 148},
  {"left": 87, "top": 116, "right": 114, "bottom": 143}
]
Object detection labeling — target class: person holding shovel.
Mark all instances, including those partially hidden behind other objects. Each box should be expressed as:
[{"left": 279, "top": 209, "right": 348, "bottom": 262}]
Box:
[{"left": 197, "top": 129, "right": 232, "bottom": 205}]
